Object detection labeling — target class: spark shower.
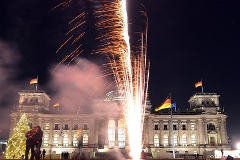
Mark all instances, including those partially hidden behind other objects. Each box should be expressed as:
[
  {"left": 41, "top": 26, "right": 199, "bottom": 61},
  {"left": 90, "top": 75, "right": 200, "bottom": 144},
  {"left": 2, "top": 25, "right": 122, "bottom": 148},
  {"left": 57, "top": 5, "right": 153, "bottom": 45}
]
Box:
[{"left": 55, "top": 0, "right": 149, "bottom": 159}]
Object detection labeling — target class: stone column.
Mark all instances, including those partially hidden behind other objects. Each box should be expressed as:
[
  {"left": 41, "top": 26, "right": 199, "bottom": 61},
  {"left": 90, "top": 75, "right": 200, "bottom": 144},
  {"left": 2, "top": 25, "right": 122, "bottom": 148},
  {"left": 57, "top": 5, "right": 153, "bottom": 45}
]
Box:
[
  {"left": 50, "top": 119, "right": 54, "bottom": 147},
  {"left": 220, "top": 118, "right": 227, "bottom": 144},
  {"left": 203, "top": 119, "right": 207, "bottom": 144},
  {"left": 216, "top": 119, "right": 221, "bottom": 145},
  {"left": 104, "top": 119, "right": 108, "bottom": 148},
  {"left": 60, "top": 119, "right": 63, "bottom": 146},
  {"left": 69, "top": 120, "right": 73, "bottom": 146},
  {"left": 95, "top": 118, "right": 99, "bottom": 150},
  {"left": 143, "top": 117, "right": 149, "bottom": 145},
  {"left": 187, "top": 120, "right": 191, "bottom": 145},
  {"left": 159, "top": 120, "right": 163, "bottom": 146},
  {"left": 197, "top": 119, "right": 203, "bottom": 145},
  {"left": 178, "top": 120, "right": 181, "bottom": 145},
  {"left": 115, "top": 118, "right": 118, "bottom": 148},
  {"left": 145, "top": 118, "right": 151, "bottom": 152}
]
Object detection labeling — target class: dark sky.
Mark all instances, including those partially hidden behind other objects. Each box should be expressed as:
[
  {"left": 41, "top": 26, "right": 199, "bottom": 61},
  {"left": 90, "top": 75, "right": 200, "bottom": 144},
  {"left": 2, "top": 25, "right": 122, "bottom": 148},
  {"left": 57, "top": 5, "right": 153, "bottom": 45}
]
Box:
[{"left": 0, "top": 0, "right": 240, "bottom": 143}]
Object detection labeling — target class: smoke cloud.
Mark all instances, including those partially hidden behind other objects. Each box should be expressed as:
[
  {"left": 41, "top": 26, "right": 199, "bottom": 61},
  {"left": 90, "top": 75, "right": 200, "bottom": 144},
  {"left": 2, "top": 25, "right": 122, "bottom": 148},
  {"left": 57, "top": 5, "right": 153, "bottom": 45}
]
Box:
[
  {"left": 0, "top": 40, "right": 119, "bottom": 139},
  {"left": 48, "top": 58, "right": 116, "bottom": 113},
  {"left": 0, "top": 40, "right": 22, "bottom": 139}
]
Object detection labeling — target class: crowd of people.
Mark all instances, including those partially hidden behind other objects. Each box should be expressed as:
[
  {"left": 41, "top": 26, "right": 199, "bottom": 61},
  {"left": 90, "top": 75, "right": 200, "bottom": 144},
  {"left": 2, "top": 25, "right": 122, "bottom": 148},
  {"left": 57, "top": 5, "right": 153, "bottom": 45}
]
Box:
[{"left": 25, "top": 126, "right": 43, "bottom": 160}]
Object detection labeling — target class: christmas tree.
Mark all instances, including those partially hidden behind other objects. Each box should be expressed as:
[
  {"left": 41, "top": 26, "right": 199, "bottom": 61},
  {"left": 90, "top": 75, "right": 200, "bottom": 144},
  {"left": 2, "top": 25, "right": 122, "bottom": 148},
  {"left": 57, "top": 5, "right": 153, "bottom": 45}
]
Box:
[{"left": 5, "top": 113, "right": 30, "bottom": 159}]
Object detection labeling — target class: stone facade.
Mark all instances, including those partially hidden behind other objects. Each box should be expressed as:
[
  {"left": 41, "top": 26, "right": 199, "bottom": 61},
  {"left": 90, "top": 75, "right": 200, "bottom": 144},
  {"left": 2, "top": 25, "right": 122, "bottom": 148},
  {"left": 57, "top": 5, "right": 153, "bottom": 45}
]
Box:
[{"left": 9, "top": 90, "right": 230, "bottom": 159}]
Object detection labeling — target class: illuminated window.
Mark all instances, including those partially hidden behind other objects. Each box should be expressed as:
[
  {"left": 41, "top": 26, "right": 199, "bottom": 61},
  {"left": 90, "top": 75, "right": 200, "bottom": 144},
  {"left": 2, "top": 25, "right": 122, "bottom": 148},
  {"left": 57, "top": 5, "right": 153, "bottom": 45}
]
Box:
[
  {"left": 43, "top": 134, "right": 49, "bottom": 146},
  {"left": 53, "top": 135, "right": 59, "bottom": 146},
  {"left": 163, "top": 134, "right": 168, "bottom": 146},
  {"left": 154, "top": 134, "right": 159, "bottom": 147},
  {"left": 63, "top": 135, "right": 68, "bottom": 146},
  {"left": 191, "top": 135, "right": 196, "bottom": 145},
  {"left": 190, "top": 124, "right": 195, "bottom": 130},
  {"left": 118, "top": 120, "right": 125, "bottom": 148},
  {"left": 83, "top": 134, "right": 88, "bottom": 146},
  {"left": 108, "top": 120, "right": 115, "bottom": 148},
  {"left": 44, "top": 123, "right": 50, "bottom": 130},
  {"left": 73, "top": 135, "right": 78, "bottom": 146},
  {"left": 182, "top": 134, "right": 187, "bottom": 146},
  {"left": 173, "top": 135, "right": 178, "bottom": 146}
]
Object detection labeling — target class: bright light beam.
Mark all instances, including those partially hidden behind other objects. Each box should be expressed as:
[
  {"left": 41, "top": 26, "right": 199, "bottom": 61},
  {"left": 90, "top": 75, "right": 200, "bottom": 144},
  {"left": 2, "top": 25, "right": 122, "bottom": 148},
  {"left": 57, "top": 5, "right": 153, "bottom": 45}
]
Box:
[{"left": 94, "top": 1, "right": 149, "bottom": 159}]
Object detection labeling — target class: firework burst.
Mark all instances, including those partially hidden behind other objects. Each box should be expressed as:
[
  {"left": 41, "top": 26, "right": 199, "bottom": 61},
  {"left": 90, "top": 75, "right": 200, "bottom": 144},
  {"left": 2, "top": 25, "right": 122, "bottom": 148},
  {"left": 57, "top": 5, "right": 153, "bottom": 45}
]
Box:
[
  {"left": 93, "top": 1, "right": 150, "bottom": 159},
  {"left": 55, "top": 0, "right": 149, "bottom": 159}
]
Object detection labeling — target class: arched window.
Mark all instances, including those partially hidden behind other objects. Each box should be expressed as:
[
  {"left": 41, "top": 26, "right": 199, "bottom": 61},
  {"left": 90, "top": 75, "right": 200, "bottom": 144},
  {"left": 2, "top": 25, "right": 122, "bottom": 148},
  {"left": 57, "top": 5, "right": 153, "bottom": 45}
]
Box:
[
  {"left": 83, "top": 123, "right": 89, "bottom": 130},
  {"left": 118, "top": 119, "right": 125, "bottom": 148},
  {"left": 207, "top": 123, "right": 216, "bottom": 130},
  {"left": 163, "top": 134, "right": 168, "bottom": 146},
  {"left": 182, "top": 134, "right": 187, "bottom": 146},
  {"left": 53, "top": 135, "right": 59, "bottom": 146},
  {"left": 108, "top": 120, "right": 115, "bottom": 148},
  {"left": 191, "top": 134, "right": 196, "bottom": 145},
  {"left": 72, "top": 134, "right": 78, "bottom": 146},
  {"left": 43, "top": 134, "right": 49, "bottom": 146},
  {"left": 63, "top": 135, "right": 68, "bottom": 146},
  {"left": 173, "top": 134, "right": 178, "bottom": 146},
  {"left": 83, "top": 134, "right": 88, "bottom": 146},
  {"left": 154, "top": 134, "right": 159, "bottom": 147}
]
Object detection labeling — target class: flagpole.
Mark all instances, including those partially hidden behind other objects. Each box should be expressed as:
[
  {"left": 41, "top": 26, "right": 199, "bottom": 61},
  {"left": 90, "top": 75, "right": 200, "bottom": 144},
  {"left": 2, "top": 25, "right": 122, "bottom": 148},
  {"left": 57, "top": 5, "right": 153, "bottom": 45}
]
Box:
[
  {"left": 60, "top": 126, "right": 63, "bottom": 159},
  {"left": 170, "top": 93, "right": 175, "bottom": 158},
  {"left": 36, "top": 76, "right": 38, "bottom": 91},
  {"left": 201, "top": 79, "right": 204, "bottom": 93}
]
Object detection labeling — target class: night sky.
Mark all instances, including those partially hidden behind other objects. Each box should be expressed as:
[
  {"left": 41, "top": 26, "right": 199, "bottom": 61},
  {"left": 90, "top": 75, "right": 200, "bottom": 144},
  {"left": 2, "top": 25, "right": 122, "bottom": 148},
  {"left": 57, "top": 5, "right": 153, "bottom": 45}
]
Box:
[{"left": 0, "top": 0, "right": 240, "bottom": 144}]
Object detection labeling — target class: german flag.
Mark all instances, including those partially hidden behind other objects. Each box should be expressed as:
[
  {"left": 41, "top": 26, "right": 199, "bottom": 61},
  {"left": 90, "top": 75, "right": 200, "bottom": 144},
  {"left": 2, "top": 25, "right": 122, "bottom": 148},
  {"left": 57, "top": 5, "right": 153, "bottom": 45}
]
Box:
[
  {"left": 155, "top": 98, "right": 171, "bottom": 111},
  {"left": 53, "top": 103, "right": 60, "bottom": 107},
  {"left": 195, "top": 81, "right": 202, "bottom": 88},
  {"left": 30, "top": 78, "right": 38, "bottom": 84}
]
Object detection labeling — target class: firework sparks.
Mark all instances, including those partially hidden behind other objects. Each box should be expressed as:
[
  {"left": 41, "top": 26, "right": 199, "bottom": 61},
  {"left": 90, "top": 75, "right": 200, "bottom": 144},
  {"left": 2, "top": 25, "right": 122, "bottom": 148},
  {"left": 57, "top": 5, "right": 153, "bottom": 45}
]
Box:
[
  {"left": 51, "top": 0, "right": 87, "bottom": 74},
  {"left": 55, "top": 0, "right": 149, "bottom": 159},
  {"left": 94, "top": 1, "right": 149, "bottom": 159}
]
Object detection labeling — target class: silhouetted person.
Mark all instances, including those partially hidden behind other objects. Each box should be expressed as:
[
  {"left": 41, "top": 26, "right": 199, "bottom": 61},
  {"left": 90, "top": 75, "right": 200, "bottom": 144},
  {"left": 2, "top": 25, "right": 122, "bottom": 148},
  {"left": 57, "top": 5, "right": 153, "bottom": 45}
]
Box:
[
  {"left": 141, "top": 150, "right": 146, "bottom": 159},
  {"left": 226, "top": 155, "right": 233, "bottom": 160},
  {"left": 64, "top": 152, "right": 69, "bottom": 159},
  {"left": 25, "top": 127, "right": 36, "bottom": 160},
  {"left": 221, "top": 149, "right": 226, "bottom": 160},
  {"left": 42, "top": 149, "right": 46, "bottom": 159},
  {"left": 35, "top": 126, "right": 43, "bottom": 160}
]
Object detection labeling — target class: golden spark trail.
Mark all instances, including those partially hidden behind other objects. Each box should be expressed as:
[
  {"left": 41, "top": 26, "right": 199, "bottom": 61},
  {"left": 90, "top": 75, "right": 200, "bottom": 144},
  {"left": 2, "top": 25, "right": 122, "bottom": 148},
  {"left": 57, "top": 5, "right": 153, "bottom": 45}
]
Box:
[
  {"left": 52, "top": 0, "right": 86, "bottom": 74},
  {"left": 54, "top": 0, "right": 149, "bottom": 159},
  {"left": 94, "top": 1, "right": 149, "bottom": 159}
]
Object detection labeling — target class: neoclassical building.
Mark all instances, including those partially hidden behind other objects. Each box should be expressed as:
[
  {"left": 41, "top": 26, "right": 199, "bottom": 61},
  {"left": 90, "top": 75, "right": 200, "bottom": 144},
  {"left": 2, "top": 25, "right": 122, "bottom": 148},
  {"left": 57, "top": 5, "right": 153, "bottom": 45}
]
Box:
[{"left": 9, "top": 90, "right": 230, "bottom": 159}]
